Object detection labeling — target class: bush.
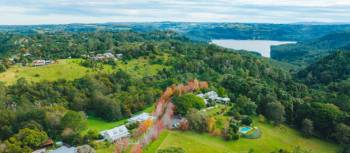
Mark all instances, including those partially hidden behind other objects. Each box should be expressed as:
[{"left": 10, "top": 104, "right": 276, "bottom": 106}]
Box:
[
  {"left": 158, "top": 147, "right": 185, "bottom": 153},
  {"left": 223, "top": 119, "right": 240, "bottom": 141},
  {"left": 242, "top": 117, "right": 253, "bottom": 126},
  {"left": 173, "top": 93, "right": 205, "bottom": 116}
]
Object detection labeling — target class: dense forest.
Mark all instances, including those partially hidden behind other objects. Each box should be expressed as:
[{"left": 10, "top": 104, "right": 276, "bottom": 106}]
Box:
[
  {"left": 271, "top": 31, "right": 350, "bottom": 66},
  {"left": 0, "top": 29, "right": 349, "bottom": 153}
]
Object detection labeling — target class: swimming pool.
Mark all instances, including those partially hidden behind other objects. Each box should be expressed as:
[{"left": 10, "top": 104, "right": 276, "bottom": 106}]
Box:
[{"left": 239, "top": 127, "right": 252, "bottom": 134}]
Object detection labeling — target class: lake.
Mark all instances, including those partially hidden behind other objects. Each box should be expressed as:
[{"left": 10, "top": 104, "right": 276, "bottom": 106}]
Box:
[{"left": 212, "top": 39, "right": 296, "bottom": 57}]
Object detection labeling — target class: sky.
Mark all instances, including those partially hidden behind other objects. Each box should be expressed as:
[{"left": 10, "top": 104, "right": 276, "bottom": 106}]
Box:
[{"left": 0, "top": 0, "right": 350, "bottom": 25}]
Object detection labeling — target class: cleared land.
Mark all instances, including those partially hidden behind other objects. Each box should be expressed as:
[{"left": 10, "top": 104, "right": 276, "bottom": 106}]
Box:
[
  {"left": 144, "top": 121, "right": 340, "bottom": 153},
  {"left": 0, "top": 59, "right": 96, "bottom": 84},
  {"left": 0, "top": 57, "right": 167, "bottom": 85}
]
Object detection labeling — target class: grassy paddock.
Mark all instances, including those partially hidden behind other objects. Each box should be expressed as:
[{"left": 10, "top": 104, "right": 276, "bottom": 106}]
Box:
[
  {"left": 0, "top": 59, "right": 95, "bottom": 84},
  {"left": 0, "top": 57, "right": 168, "bottom": 85},
  {"left": 146, "top": 122, "right": 340, "bottom": 153}
]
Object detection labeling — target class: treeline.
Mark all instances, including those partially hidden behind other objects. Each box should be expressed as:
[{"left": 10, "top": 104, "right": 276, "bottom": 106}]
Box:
[
  {"left": 3, "top": 23, "right": 350, "bottom": 42},
  {"left": 0, "top": 30, "right": 187, "bottom": 59}
]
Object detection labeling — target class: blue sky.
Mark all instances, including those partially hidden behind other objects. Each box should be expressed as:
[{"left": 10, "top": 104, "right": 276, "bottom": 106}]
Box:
[{"left": 0, "top": 0, "right": 350, "bottom": 25}]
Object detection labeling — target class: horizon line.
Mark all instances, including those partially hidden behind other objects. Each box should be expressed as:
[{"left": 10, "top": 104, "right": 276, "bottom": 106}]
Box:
[{"left": 1, "top": 21, "right": 350, "bottom": 26}]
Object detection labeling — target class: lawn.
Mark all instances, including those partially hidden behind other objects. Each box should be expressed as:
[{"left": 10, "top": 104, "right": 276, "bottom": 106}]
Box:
[
  {"left": 0, "top": 59, "right": 98, "bottom": 85},
  {"left": 145, "top": 122, "right": 340, "bottom": 153}
]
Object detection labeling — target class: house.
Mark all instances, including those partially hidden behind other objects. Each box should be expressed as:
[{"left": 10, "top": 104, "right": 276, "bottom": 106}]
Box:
[
  {"left": 100, "top": 125, "right": 130, "bottom": 142},
  {"left": 197, "top": 91, "right": 230, "bottom": 104},
  {"left": 91, "top": 53, "right": 116, "bottom": 61},
  {"left": 49, "top": 146, "right": 77, "bottom": 153},
  {"left": 32, "top": 60, "right": 46, "bottom": 66},
  {"left": 127, "top": 113, "right": 153, "bottom": 124}
]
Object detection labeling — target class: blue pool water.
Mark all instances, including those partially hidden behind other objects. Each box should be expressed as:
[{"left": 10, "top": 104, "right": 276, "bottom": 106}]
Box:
[{"left": 239, "top": 127, "right": 252, "bottom": 133}]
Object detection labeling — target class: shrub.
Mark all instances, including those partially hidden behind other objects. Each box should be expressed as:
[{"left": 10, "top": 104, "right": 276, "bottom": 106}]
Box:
[
  {"left": 242, "top": 117, "right": 253, "bottom": 126},
  {"left": 158, "top": 147, "right": 185, "bottom": 153}
]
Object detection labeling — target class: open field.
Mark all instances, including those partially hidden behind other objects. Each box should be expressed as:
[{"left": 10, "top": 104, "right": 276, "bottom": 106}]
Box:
[
  {"left": 0, "top": 59, "right": 99, "bottom": 85},
  {"left": 144, "top": 122, "right": 340, "bottom": 153},
  {"left": 0, "top": 57, "right": 168, "bottom": 85},
  {"left": 116, "top": 57, "right": 168, "bottom": 79}
]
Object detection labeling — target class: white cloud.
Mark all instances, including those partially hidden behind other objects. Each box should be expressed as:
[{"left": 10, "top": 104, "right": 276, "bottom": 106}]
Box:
[{"left": 0, "top": 0, "right": 350, "bottom": 25}]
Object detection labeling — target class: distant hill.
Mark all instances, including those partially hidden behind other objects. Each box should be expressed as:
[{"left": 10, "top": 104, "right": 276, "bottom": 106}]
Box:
[
  {"left": 296, "top": 51, "right": 350, "bottom": 85},
  {"left": 271, "top": 31, "right": 350, "bottom": 66},
  {"left": 2, "top": 22, "right": 350, "bottom": 42}
]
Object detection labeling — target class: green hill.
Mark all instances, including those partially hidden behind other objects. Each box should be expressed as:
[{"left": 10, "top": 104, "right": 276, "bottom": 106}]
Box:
[
  {"left": 297, "top": 51, "right": 350, "bottom": 85},
  {"left": 271, "top": 32, "right": 350, "bottom": 66}
]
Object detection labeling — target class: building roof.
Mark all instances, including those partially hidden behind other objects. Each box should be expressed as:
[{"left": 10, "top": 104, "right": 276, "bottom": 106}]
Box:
[
  {"left": 128, "top": 112, "right": 153, "bottom": 123},
  {"left": 100, "top": 125, "right": 129, "bottom": 142},
  {"left": 49, "top": 146, "right": 77, "bottom": 153},
  {"left": 32, "top": 148, "right": 46, "bottom": 153},
  {"left": 197, "top": 91, "right": 230, "bottom": 103}
]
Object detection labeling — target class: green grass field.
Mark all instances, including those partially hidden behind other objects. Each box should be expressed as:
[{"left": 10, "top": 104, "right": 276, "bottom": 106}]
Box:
[
  {"left": 144, "top": 122, "right": 340, "bottom": 153},
  {"left": 116, "top": 57, "right": 168, "bottom": 79},
  {"left": 0, "top": 59, "right": 96, "bottom": 84},
  {"left": 0, "top": 57, "right": 167, "bottom": 85}
]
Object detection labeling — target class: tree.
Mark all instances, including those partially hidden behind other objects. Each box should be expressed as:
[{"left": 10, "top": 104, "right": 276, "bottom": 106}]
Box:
[
  {"left": 242, "top": 117, "right": 253, "bottom": 126},
  {"left": 186, "top": 110, "right": 208, "bottom": 133},
  {"left": 265, "top": 102, "right": 285, "bottom": 125},
  {"left": 236, "top": 95, "right": 257, "bottom": 115},
  {"left": 15, "top": 128, "right": 48, "bottom": 149},
  {"left": 0, "top": 64, "right": 6, "bottom": 73},
  {"left": 91, "top": 92, "right": 122, "bottom": 121},
  {"left": 301, "top": 118, "right": 314, "bottom": 137},
  {"left": 61, "top": 111, "right": 87, "bottom": 132},
  {"left": 333, "top": 123, "right": 350, "bottom": 144},
  {"left": 173, "top": 93, "right": 205, "bottom": 116},
  {"left": 4, "top": 128, "right": 48, "bottom": 153},
  {"left": 223, "top": 119, "right": 240, "bottom": 141}
]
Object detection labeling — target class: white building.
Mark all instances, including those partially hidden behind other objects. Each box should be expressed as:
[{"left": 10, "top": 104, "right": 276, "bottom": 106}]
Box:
[
  {"left": 91, "top": 53, "right": 116, "bottom": 61},
  {"left": 100, "top": 125, "right": 130, "bottom": 142},
  {"left": 49, "top": 146, "right": 77, "bottom": 153},
  {"left": 197, "top": 91, "right": 230, "bottom": 104},
  {"left": 32, "top": 60, "right": 46, "bottom": 66},
  {"left": 127, "top": 113, "right": 153, "bottom": 124}
]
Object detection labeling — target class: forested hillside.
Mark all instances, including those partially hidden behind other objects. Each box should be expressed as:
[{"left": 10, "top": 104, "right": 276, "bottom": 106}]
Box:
[
  {"left": 0, "top": 30, "right": 348, "bottom": 153},
  {"left": 295, "top": 51, "right": 350, "bottom": 115},
  {"left": 297, "top": 51, "right": 350, "bottom": 85},
  {"left": 271, "top": 32, "right": 350, "bottom": 66}
]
